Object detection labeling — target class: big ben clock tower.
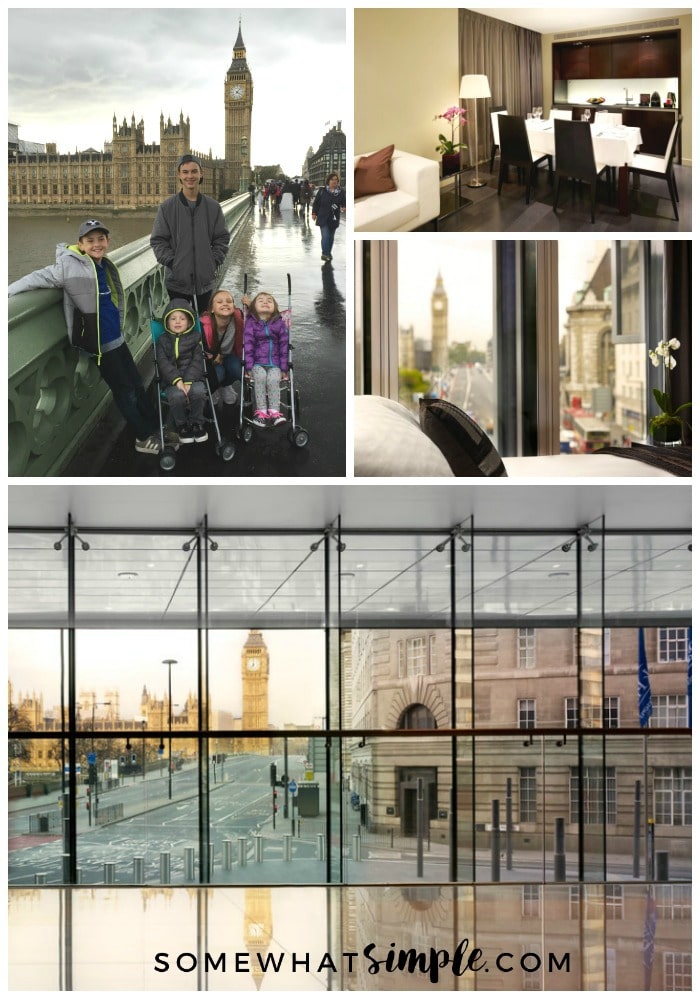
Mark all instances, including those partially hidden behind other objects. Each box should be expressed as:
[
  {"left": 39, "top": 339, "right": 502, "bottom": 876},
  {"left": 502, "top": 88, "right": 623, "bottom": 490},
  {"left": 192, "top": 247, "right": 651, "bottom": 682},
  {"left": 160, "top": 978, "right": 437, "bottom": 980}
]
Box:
[
  {"left": 431, "top": 271, "right": 449, "bottom": 373},
  {"left": 224, "top": 19, "right": 253, "bottom": 194},
  {"left": 240, "top": 629, "right": 269, "bottom": 755}
]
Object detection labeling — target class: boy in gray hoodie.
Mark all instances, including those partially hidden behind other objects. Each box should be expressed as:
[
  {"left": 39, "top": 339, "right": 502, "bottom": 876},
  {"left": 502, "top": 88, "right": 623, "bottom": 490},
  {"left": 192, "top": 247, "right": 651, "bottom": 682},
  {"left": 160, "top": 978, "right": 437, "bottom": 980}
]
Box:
[{"left": 8, "top": 219, "right": 174, "bottom": 455}]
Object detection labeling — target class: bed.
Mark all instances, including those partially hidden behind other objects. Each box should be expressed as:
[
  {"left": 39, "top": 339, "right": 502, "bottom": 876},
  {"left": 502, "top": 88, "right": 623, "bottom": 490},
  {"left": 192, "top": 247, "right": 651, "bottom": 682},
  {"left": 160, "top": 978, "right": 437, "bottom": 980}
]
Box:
[{"left": 354, "top": 396, "right": 683, "bottom": 478}]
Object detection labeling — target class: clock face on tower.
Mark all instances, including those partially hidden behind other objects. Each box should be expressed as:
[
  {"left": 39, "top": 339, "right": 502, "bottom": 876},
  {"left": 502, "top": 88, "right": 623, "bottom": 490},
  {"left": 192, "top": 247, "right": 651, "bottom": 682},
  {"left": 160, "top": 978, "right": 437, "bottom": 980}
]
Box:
[
  {"left": 434, "top": 301, "right": 444, "bottom": 311},
  {"left": 230, "top": 84, "right": 244, "bottom": 100},
  {"left": 247, "top": 657, "right": 261, "bottom": 671}
]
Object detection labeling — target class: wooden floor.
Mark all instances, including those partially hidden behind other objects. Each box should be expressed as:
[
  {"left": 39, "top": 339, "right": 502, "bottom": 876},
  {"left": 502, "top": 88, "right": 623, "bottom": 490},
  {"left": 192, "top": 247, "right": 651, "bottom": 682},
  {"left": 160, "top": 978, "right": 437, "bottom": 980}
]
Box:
[{"left": 421, "top": 162, "right": 692, "bottom": 233}]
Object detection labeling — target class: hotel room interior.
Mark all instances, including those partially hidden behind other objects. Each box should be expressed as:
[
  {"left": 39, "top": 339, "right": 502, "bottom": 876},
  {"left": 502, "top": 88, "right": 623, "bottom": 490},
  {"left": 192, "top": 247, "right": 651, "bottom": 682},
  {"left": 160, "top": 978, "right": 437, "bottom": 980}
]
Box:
[
  {"left": 354, "top": 238, "right": 691, "bottom": 478},
  {"left": 354, "top": 8, "right": 692, "bottom": 232}
]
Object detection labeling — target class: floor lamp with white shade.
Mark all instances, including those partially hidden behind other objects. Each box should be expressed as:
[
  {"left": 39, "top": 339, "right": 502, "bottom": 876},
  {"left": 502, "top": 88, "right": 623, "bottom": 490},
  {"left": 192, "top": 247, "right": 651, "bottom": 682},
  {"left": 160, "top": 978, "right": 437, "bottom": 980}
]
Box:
[{"left": 460, "top": 74, "right": 491, "bottom": 188}]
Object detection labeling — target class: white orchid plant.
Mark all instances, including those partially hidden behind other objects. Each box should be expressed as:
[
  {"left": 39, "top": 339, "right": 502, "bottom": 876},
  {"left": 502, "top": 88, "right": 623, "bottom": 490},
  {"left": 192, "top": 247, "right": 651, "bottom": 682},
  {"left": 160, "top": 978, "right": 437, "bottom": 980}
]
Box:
[{"left": 648, "top": 338, "right": 691, "bottom": 441}]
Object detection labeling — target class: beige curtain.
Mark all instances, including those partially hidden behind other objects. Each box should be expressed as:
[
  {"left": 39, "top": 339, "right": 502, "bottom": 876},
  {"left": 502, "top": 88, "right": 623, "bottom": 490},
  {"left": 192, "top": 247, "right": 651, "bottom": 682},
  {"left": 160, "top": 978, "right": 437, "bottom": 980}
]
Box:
[{"left": 459, "top": 8, "right": 543, "bottom": 168}]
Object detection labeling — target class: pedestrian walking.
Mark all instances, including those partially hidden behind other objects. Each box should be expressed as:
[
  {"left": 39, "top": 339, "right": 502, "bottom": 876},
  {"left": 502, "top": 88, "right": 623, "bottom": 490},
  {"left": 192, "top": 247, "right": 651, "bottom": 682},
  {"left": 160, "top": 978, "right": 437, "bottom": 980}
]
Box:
[{"left": 312, "top": 172, "right": 346, "bottom": 262}]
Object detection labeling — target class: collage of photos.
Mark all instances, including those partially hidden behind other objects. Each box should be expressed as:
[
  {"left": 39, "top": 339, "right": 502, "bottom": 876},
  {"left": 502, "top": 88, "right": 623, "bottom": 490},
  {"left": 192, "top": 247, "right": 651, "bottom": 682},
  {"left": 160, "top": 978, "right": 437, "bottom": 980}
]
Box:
[{"left": 7, "top": 6, "right": 693, "bottom": 994}]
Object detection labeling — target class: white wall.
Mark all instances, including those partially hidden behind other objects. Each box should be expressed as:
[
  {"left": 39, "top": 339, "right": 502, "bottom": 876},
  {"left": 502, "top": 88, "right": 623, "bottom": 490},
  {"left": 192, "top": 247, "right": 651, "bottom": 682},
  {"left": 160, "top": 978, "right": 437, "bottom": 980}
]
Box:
[{"left": 355, "top": 9, "right": 460, "bottom": 160}]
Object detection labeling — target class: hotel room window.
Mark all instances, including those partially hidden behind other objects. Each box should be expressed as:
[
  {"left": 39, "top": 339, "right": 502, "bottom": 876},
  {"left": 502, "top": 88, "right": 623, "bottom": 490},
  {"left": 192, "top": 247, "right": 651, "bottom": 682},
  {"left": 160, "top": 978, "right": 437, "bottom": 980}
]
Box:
[
  {"left": 559, "top": 240, "right": 651, "bottom": 453},
  {"left": 396, "top": 238, "right": 495, "bottom": 426}
]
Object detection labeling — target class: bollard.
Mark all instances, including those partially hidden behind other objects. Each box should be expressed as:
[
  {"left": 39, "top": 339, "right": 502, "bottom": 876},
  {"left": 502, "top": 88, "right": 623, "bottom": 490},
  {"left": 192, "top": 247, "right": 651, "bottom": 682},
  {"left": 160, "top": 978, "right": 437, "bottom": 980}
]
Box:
[
  {"left": 76, "top": 868, "right": 82, "bottom": 884},
  {"left": 553, "top": 817, "right": 566, "bottom": 882},
  {"left": 160, "top": 852, "right": 171, "bottom": 884},
  {"left": 238, "top": 836, "right": 247, "bottom": 868},
  {"left": 223, "top": 840, "right": 232, "bottom": 871},
  {"left": 656, "top": 851, "right": 669, "bottom": 882},
  {"left": 62, "top": 853, "right": 71, "bottom": 884},
  {"left": 104, "top": 862, "right": 115, "bottom": 884},
  {"left": 352, "top": 834, "right": 361, "bottom": 862},
  {"left": 35, "top": 872, "right": 47, "bottom": 885},
  {"left": 184, "top": 847, "right": 195, "bottom": 881},
  {"left": 133, "top": 857, "right": 145, "bottom": 884},
  {"left": 283, "top": 833, "right": 292, "bottom": 862},
  {"left": 254, "top": 834, "right": 263, "bottom": 863},
  {"left": 491, "top": 800, "right": 500, "bottom": 882},
  {"left": 317, "top": 833, "right": 325, "bottom": 861}
]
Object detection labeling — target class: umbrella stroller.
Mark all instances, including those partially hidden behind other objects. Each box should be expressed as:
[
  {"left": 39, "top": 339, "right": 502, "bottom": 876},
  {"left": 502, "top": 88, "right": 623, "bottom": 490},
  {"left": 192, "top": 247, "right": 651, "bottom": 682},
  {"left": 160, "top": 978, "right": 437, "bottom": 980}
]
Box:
[
  {"left": 148, "top": 291, "right": 236, "bottom": 471},
  {"left": 238, "top": 273, "right": 309, "bottom": 449}
]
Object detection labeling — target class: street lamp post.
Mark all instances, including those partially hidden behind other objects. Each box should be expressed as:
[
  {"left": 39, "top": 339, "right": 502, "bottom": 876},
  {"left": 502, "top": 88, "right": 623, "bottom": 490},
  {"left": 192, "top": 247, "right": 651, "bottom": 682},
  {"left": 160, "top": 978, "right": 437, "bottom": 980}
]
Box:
[
  {"left": 162, "top": 659, "right": 178, "bottom": 800},
  {"left": 90, "top": 696, "right": 111, "bottom": 821}
]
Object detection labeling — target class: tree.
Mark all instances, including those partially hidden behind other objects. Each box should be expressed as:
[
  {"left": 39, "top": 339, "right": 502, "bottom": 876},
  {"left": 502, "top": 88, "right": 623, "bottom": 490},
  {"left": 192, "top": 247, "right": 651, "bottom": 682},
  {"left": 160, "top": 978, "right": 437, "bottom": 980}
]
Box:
[{"left": 399, "top": 368, "right": 431, "bottom": 410}]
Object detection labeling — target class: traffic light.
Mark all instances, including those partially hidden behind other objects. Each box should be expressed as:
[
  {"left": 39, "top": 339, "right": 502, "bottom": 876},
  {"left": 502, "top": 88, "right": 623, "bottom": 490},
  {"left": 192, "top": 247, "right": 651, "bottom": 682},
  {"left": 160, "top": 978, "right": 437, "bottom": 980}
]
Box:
[
  {"left": 270, "top": 762, "right": 277, "bottom": 787},
  {"left": 273, "top": 789, "right": 278, "bottom": 813},
  {"left": 88, "top": 763, "right": 98, "bottom": 784}
]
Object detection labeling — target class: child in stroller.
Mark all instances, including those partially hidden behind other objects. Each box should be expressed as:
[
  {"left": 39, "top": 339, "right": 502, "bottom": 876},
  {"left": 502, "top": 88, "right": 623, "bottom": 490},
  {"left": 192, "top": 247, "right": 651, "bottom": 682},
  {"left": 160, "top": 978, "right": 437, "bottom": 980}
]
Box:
[
  {"left": 243, "top": 291, "right": 289, "bottom": 427},
  {"left": 155, "top": 298, "right": 208, "bottom": 444}
]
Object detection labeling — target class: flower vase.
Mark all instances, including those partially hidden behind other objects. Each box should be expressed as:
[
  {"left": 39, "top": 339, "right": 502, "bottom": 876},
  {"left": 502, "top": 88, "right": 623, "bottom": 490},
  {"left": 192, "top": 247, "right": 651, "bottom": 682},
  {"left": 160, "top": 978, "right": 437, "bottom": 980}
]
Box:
[
  {"left": 651, "top": 420, "right": 683, "bottom": 447},
  {"left": 442, "top": 152, "right": 461, "bottom": 176}
]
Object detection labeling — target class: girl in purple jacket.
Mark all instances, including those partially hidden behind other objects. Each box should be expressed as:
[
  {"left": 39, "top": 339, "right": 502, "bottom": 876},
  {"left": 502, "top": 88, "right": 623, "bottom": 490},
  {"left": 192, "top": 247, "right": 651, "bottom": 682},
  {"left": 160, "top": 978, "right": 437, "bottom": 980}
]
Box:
[{"left": 243, "top": 291, "right": 289, "bottom": 426}]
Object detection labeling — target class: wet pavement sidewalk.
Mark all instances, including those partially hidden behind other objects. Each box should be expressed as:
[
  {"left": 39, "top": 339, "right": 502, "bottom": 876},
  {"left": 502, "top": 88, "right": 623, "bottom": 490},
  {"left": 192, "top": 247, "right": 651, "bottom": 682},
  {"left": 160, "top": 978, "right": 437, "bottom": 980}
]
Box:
[{"left": 63, "top": 205, "right": 347, "bottom": 478}]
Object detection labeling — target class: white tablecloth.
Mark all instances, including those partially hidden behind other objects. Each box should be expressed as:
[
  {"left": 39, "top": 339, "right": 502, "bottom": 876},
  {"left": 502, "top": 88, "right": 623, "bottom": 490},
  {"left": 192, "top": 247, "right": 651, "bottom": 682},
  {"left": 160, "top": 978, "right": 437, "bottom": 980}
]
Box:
[{"left": 526, "top": 119, "right": 642, "bottom": 167}]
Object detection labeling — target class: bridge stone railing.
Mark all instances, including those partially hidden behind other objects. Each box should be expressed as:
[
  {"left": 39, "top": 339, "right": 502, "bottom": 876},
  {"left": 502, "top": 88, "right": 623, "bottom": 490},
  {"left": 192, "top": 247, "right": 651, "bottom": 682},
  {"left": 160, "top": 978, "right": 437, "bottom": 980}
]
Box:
[{"left": 9, "top": 194, "right": 251, "bottom": 477}]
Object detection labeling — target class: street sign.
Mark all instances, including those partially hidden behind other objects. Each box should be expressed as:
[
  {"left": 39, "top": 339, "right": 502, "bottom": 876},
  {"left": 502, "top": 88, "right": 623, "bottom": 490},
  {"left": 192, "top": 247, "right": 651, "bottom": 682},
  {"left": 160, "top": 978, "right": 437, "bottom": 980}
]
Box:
[
  {"left": 87, "top": 752, "right": 97, "bottom": 765},
  {"left": 287, "top": 780, "right": 298, "bottom": 795},
  {"left": 64, "top": 764, "right": 82, "bottom": 775}
]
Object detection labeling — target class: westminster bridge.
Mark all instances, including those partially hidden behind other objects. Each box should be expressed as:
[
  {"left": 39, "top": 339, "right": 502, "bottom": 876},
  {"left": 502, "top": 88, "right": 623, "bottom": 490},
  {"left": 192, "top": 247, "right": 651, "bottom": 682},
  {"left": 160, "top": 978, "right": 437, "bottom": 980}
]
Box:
[{"left": 9, "top": 197, "right": 346, "bottom": 477}]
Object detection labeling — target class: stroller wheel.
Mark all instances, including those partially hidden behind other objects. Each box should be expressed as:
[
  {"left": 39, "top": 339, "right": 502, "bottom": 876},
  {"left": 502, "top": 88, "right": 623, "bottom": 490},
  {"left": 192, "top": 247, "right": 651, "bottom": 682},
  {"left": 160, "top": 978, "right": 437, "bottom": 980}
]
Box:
[
  {"left": 219, "top": 441, "right": 236, "bottom": 462},
  {"left": 292, "top": 427, "right": 309, "bottom": 449},
  {"left": 241, "top": 425, "right": 254, "bottom": 444},
  {"left": 159, "top": 447, "right": 177, "bottom": 472}
]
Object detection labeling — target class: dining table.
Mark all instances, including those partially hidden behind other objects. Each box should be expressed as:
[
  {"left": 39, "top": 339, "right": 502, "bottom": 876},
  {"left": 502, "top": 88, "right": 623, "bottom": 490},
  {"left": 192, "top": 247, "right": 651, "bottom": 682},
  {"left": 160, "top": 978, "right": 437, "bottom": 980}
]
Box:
[{"left": 525, "top": 117, "right": 643, "bottom": 215}]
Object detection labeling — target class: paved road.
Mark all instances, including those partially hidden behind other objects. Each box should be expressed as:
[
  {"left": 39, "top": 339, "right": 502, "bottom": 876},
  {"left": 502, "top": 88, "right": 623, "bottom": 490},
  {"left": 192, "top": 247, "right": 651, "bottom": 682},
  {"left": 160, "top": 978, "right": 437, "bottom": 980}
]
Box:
[{"left": 63, "top": 205, "right": 346, "bottom": 477}]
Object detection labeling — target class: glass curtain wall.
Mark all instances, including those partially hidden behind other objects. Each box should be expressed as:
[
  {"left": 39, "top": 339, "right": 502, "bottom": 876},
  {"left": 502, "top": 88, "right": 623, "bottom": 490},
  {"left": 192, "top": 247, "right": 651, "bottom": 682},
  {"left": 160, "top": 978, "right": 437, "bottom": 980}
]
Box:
[{"left": 8, "top": 519, "right": 691, "bottom": 989}]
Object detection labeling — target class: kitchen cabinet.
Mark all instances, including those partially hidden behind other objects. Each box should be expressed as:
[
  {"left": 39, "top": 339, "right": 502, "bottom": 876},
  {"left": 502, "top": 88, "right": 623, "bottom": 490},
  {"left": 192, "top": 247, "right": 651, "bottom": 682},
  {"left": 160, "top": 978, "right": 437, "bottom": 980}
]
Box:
[{"left": 554, "top": 31, "right": 679, "bottom": 81}]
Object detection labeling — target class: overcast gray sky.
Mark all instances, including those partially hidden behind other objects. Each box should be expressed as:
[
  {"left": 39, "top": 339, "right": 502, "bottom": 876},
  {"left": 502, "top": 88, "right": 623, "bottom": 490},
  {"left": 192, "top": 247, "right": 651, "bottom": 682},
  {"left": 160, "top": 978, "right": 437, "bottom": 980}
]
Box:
[{"left": 8, "top": 7, "right": 346, "bottom": 176}]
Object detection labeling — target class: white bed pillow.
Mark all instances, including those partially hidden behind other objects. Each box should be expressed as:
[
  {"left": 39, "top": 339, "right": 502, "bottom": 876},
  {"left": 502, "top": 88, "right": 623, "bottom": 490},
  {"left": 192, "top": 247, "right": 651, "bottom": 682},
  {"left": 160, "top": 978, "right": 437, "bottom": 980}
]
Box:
[{"left": 354, "top": 396, "right": 453, "bottom": 476}]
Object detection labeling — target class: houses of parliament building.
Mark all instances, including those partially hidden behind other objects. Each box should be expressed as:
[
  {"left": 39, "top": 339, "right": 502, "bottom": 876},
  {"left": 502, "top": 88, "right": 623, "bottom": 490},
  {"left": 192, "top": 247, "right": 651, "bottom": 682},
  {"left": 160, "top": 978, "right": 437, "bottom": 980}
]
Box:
[{"left": 8, "top": 24, "right": 254, "bottom": 207}]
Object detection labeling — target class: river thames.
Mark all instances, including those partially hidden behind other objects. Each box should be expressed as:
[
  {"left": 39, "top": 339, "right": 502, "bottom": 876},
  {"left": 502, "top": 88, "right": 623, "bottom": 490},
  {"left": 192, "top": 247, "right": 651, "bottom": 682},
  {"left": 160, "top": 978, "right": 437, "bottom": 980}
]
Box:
[{"left": 8, "top": 212, "right": 157, "bottom": 283}]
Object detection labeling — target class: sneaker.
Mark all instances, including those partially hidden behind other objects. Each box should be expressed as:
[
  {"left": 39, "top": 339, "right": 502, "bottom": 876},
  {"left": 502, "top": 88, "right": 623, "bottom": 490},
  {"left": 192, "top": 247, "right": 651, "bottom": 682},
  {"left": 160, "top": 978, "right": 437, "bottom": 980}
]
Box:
[
  {"left": 321, "top": 254, "right": 330, "bottom": 261},
  {"left": 163, "top": 429, "right": 180, "bottom": 448},
  {"left": 135, "top": 433, "right": 162, "bottom": 455},
  {"left": 178, "top": 423, "right": 195, "bottom": 444},
  {"left": 252, "top": 410, "right": 268, "bottom": 427},
  {"left": 192, "top": 422, "right": 208, "bottom": 443},
  {"left": 269, "top": 410, "right": 286, "bottom": 425}
]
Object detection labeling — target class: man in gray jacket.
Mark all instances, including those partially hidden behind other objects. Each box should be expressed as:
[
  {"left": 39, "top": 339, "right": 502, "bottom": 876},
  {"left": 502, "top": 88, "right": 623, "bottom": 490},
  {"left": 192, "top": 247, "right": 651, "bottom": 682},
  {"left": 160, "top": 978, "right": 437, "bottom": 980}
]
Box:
[{"left": 150, "top": 155, "right": 230, "bottom": 314}]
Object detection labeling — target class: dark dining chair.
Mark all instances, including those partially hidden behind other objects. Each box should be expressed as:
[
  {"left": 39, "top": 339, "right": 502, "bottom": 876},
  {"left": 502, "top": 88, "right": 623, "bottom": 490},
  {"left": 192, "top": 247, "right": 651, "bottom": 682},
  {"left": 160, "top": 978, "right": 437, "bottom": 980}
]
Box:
[
  {"left": 552, "top": 118, "right": 612, "bottom": 224},
  {"left": 489, "top": 105, "right": 507, "bottom": 173},
  {"left": 497, "top": 114, "right": 553, "bottom": 204},
  {"left": 629, "top": 114, "right": 682, "bottom": 221}
]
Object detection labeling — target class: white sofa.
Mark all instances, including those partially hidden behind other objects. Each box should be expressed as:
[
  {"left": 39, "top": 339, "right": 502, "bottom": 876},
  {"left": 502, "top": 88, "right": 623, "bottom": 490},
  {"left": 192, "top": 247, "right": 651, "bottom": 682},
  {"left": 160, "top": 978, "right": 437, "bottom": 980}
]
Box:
[{"left": 354, "top": 149, "right": 440, "bottom": 232}]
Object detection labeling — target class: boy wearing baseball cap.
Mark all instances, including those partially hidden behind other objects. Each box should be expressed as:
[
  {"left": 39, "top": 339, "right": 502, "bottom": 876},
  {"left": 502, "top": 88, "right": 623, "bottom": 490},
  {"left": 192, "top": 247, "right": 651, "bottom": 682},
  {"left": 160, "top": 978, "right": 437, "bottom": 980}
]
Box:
[{"left": 8, "top": 219, "right": 173, "bottom": 456}]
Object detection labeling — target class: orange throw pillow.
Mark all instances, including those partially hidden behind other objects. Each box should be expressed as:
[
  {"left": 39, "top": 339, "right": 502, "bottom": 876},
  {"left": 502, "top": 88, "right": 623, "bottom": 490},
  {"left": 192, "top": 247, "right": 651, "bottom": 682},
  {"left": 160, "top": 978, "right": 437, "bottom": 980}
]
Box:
[{"left": 354, "top": 144, "right": 396, "bottom": 197}]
